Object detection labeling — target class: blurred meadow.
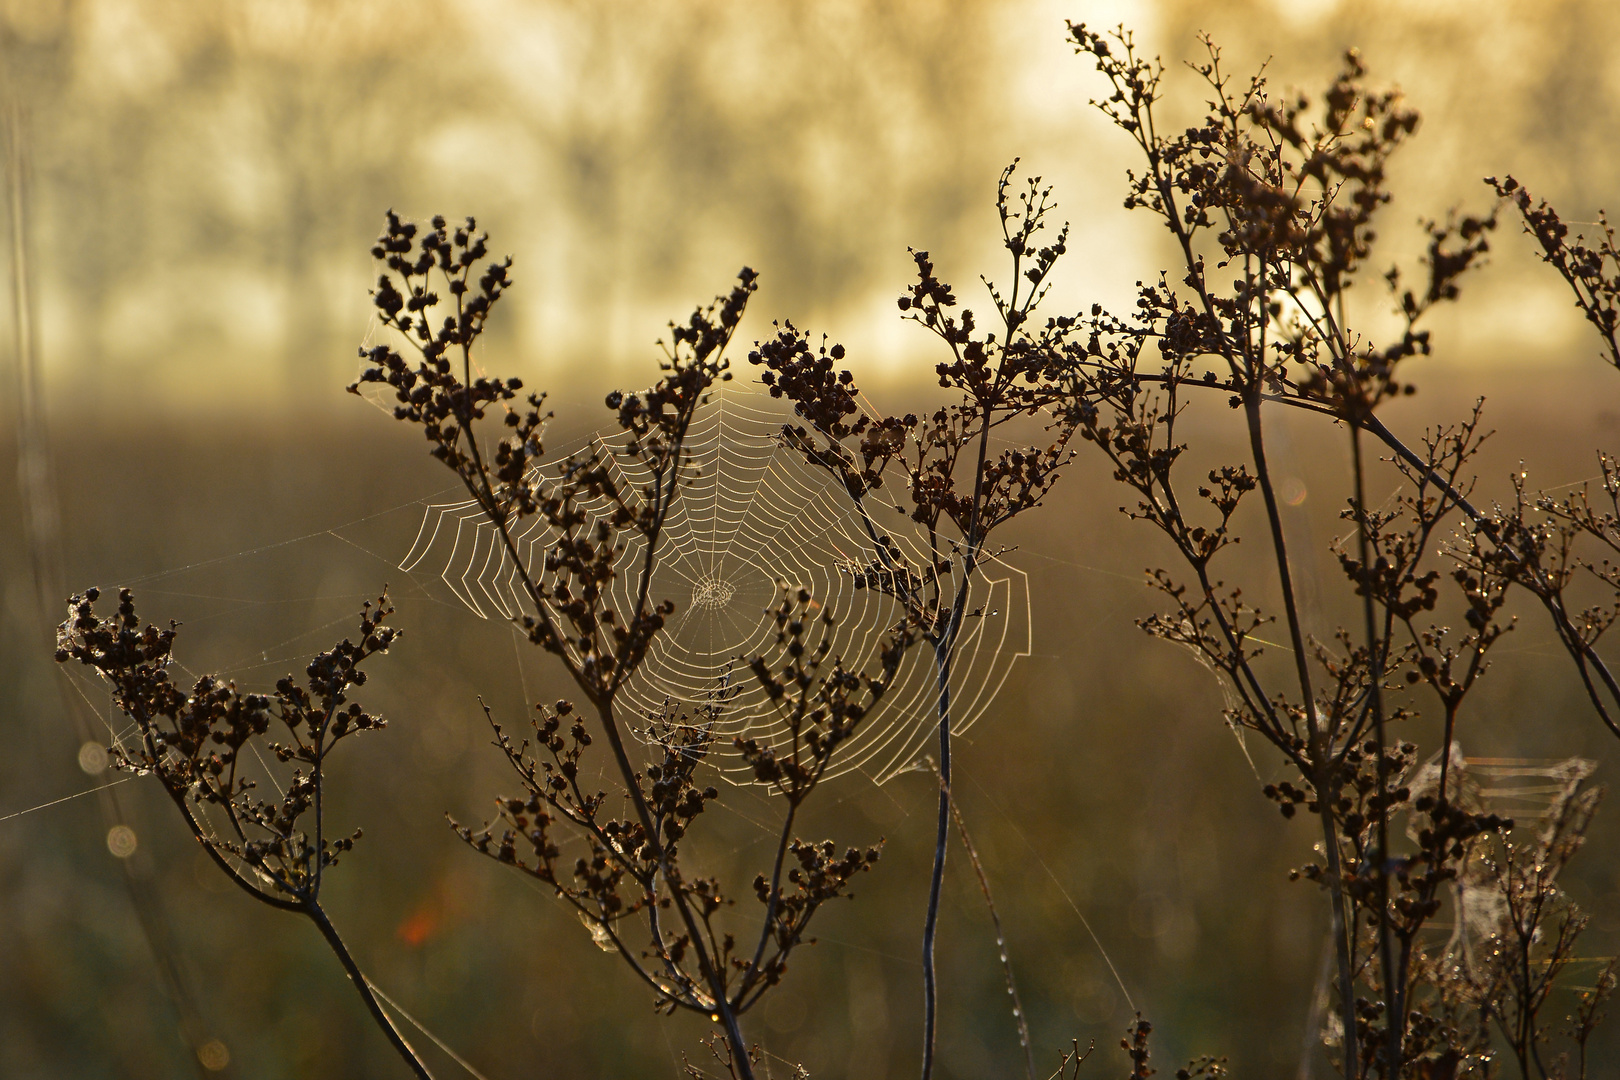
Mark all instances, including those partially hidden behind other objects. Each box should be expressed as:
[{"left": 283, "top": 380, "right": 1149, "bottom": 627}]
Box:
[{"left": 5, "top": 1, "right": 1620, "bottom": 1076}]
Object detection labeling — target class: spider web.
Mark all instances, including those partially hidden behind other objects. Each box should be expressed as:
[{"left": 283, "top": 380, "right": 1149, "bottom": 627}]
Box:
[{"left": 399, "top": 382, "right": 1031, "bottom": 783}]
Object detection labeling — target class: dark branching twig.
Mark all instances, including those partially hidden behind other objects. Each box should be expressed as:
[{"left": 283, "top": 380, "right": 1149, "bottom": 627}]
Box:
[
  {"left": 354, "top": 213, "right": 889, "bottom": 1077},
  {"left": 930, "top": 760, "right": 1034, "bottom": 1080},
  {"left": 55, "top": 589, "right": 433, "bottom": 1080},
  {"left": 1065, "top": 22, "right": 1615, "bottom": 1078},
  {"left": 54, "top": 18, "right": 1620, "bottom": 1078},
  {"left": 752, "top": 159, "right": 1081, "bottom": 1080}
]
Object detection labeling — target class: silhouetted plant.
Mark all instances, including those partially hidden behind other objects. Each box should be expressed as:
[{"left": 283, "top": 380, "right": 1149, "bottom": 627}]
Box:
[
  {"left": 54, "top": 589, "right": 432, "bottom": 1078},
  {"left": 1460, "top": 176, "right": 1620, "bottom": 743},
  {"left": 750, "top": 159, "right": 1082, "bottom": 1079},
  {"left": 1061, "top": 20, "right": 1618, "bottom": 1079},
  {"left": 352, "top": 212, "right": 891, "bottom": 1078},
  {"left": 50, "top": 17, "right": 1620, "bottom": 1080}
]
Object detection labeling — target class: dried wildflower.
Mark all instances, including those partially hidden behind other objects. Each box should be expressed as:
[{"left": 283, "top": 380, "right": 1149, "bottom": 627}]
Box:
[
  {"left": 358, "top": 211, "right": 888, "bottom": 1079},
  {"left": 1065, "top": 23, "right": 1612, "bottom": 1077},
  {"left": 751, "top": 160, "right": 1080, "bottom": 1079},
  {"left": 55, "top": 589, "right": 431, "bottom": 1078}
]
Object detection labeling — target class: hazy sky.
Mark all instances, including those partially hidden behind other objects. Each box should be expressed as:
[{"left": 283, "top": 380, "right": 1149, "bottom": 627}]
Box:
[{"left": 4, "top": 0, "right": 1618, "bottom": 410}]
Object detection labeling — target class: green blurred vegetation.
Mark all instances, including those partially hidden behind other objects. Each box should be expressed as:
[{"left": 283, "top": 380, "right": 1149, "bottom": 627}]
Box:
[{"left": 5, "top": 2, "right": 1620, "bottom": 1077}]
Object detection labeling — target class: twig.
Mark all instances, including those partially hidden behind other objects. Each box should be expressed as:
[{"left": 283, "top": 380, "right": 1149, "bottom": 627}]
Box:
[{"left": 930, "top": 761, "right": 1035, "bottom": 1080}]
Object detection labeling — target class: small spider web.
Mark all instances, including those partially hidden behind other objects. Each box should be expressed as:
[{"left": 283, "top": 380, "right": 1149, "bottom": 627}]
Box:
[{"left": 398, "top": 382, "right": 1031, "bottom": 783}]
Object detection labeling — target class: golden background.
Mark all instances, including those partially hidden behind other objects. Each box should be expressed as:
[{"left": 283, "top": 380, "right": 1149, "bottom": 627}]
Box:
[{"left": 4, "top": 2, "right": 1620, "bottom": 1076}]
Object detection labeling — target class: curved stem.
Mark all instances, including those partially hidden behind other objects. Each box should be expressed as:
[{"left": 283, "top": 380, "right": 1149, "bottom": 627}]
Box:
[
  {"left": 166, "top": 788, "right": 301, "bottom": 913},
  {"left": 1122, "top": 83, "right": 1365, "bottom": 1060},
  {"left": 920, "top": 639, "right": 954, "bottom": 1080},
  {"left": 304, "top": 900, "right": 435, "bottom": 1080},
  {"left": 1246, "top": 392, "right": 1360, "bottom": 1073},
  {"left": 1362, "top": 413, "right": 1620, "bottom": 737},
  {"left": 594, "top": 699, "right": 756, "bottom": 1080},
  {"left": 1351, "top": 422, "right": 1400, "bottom": 1077},
  {"left": 468, "top": 368, "right": 754, "bottom": 1071},
  {"left": 920, "top": 431, "right": 993, "bottom": 1079},
  {"left": 738, "top": 799, "right": 799, "bottom": 1005}
]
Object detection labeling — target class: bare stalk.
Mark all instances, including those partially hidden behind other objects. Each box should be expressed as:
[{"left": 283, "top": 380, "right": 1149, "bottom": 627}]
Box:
[
  {"left": 305, "top": 901, "right": 436, "bottom": 1080},
  {"left": 1245, "top": 393, "right": 1361, "bottom": 1069},
  {"left": 1350, "top": 421, "right": 1399, "bottom": 1076}
]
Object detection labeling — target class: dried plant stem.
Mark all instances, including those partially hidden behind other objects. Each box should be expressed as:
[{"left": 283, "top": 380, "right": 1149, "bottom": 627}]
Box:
[
  {"left": 440, "top": 385, "right": 753, "bottom": 1070},
  {"left": 740, "top": 802, "right": 800, "bottom": 1006},
  {"left": 170, "top": 709, "right": 436, "bottom": 1080},
  {"left": 596, "top": 700, "right": 754, "bottom": 1075},
  {"left": 920, "top": 641, "right": 953, "bottom": 1080},
  {"left": 934, "top": 764, "right": 1036, "bottom": 1080},
  {"left": 1244, "top": 393, "right": 1360, "bottom": 1070},
  {"left": 922, "top": 420, "right": 994, "bottom": 1080},
  {"left": 838, "top": 489, "right": 957, "bottom": 1080},
  {"left": 60, "top": 592, "right": 434, "bottom": 1079},
  {"left": 366, "top": 982, "right": 495, "bottom": 1080},
  {"left": 1347, "top": 424, "right": 1399, "bottom": 1080},
  {"left": 494, "top": 518, "right": 754, "bottom": 1073},
  {"left": 306, "top": 901, "right": 436, "bottom": 1080},
  {"left": 749, "top": 161, "right": 1075, "bottom": 1080},
  {"left": 358, "top": 218, "right": 778, "bottom": 1075},
  {"left": 1361, "top": 411, "right": 1620, "bottom": 735},
  {"left": 1104, "top": 49, "right": 1368, "bottom": 1052},
  {"left": 1095, "top": 376, "right": 1620, "bottom": 740},
  {"left": 1350, "top": 422, "right": 1401, "bottom": 1077}
]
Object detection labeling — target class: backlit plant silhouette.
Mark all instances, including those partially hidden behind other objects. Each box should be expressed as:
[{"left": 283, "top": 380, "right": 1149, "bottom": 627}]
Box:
[
  {"left": 749, "top": 160, "right": 1082, "bottom": 1078},
  {"left": 54, "top": 590, "right": 433, "bottom": 1078},
  {"left": 350, "top": 212, "right": 895, "bottom": 1078},
  {"left": 1059, "top": 21, "right": 1620, "bottom": 1078},
  {"left": 48, "top": 17, "right": 1620, "bottom": 1080}
]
